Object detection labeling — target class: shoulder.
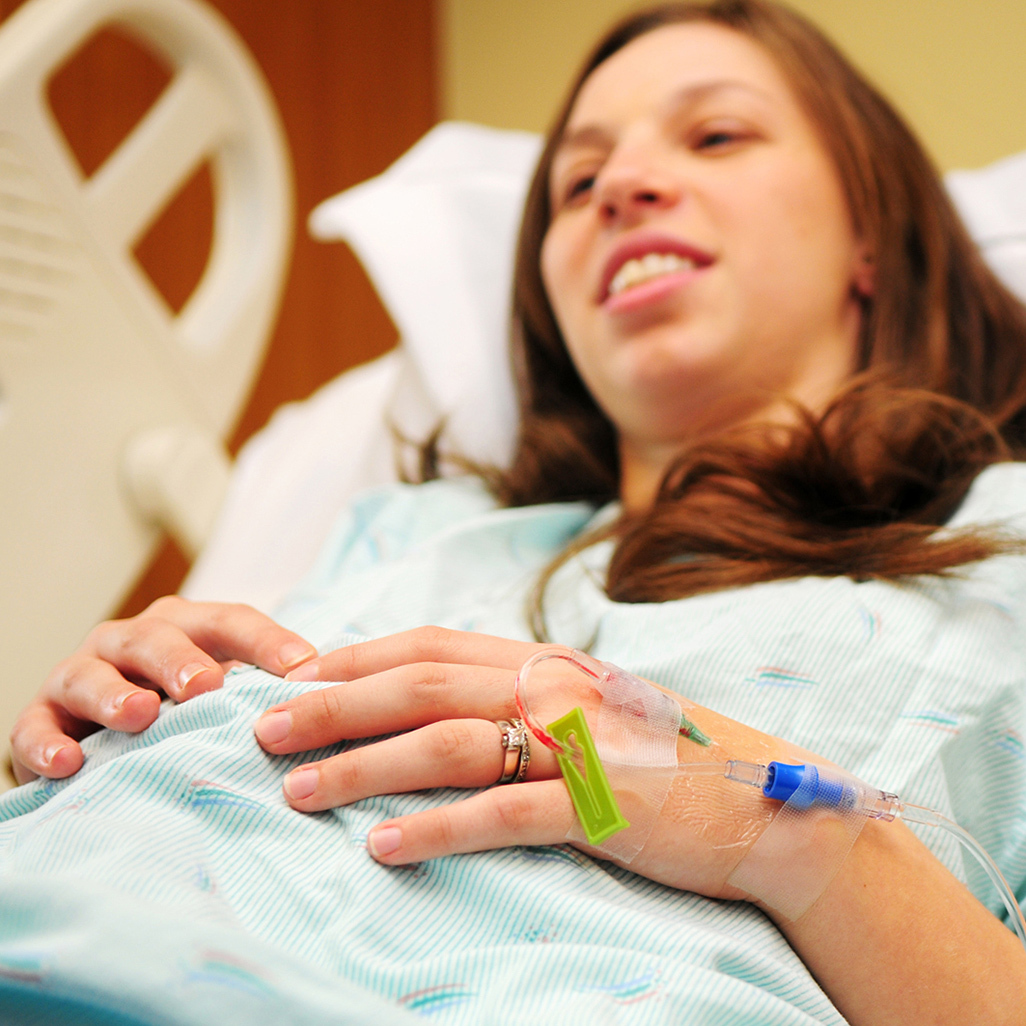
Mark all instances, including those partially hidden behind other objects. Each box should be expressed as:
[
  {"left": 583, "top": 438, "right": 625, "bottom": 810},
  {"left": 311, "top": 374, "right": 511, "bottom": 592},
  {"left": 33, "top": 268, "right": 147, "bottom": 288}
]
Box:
[
  {"left": 298, "top": 476, "right": 599, "bottom": 587},
  {"left": 318, "top": 475, "right": 500, "bottom": 561}
]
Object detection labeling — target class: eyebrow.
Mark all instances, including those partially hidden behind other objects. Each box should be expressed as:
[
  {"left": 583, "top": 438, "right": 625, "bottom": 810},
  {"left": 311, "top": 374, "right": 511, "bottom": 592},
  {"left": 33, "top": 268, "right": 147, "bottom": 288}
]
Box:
[{"left": 554, "top": 78, "right": 773, "bottom": 158}]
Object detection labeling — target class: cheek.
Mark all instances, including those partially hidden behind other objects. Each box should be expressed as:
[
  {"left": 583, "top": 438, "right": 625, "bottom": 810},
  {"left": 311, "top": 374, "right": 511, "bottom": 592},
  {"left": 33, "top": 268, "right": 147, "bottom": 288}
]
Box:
[
  {"left": 539, "top": 233, "right": 560, "bottom": 304},
  {"left": 727, "top": 161, "right": 855, "bottom": 305},
  {"left": 540, "top": 229, "right": 583, "bottom": 339},
  {"left": 773, "top": 158, "right": 856, "bottom": 280}
]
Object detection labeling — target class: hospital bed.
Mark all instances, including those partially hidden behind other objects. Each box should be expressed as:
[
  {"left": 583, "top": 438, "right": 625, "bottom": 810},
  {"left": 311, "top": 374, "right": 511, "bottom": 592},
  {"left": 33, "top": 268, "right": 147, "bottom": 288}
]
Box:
[{"left": 1, "top": 0, "right": 1026, "bottom": 769}]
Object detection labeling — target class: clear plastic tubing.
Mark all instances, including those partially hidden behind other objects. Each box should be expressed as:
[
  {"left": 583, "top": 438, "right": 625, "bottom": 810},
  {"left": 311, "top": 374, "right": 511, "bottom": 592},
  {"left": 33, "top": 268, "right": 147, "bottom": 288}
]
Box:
[{"left": 678, "top": 760, "right": 1026, "bottom": 952}]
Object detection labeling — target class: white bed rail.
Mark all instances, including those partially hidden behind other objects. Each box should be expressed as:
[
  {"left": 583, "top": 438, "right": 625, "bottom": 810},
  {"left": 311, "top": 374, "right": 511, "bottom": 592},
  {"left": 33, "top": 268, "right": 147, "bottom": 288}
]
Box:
[{"left": 0, "top": 0, "right": 293, "bottom": 755}]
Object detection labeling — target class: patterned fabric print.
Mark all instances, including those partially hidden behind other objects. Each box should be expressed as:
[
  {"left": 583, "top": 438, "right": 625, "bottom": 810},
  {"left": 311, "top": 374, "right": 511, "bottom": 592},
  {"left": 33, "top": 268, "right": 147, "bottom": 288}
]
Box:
[{"left": 0, "top": 468, "right": 1024, "bottom": 1024}]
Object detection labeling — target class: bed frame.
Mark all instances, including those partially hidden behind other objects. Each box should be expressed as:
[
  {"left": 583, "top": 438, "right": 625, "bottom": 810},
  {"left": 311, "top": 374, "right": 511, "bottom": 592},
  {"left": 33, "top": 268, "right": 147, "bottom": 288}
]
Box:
[{"left": 0, "top": 0, "right": 292, "bottom": 751}]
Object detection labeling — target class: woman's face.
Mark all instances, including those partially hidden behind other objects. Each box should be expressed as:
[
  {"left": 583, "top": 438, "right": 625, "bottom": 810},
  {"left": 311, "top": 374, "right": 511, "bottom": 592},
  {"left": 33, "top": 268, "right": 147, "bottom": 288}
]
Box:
[{"left": 541, "top": 23, "right": 870, "bottom": 501}]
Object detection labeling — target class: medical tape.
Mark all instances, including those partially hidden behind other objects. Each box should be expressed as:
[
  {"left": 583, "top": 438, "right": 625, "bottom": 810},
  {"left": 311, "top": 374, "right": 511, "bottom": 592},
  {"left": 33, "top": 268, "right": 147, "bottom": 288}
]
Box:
[
  {"left": 514, "top": 650, "right": 680, "bottom": 863},
  {"left": 726, "top": 763, "right": 873, "bottom": 921}
]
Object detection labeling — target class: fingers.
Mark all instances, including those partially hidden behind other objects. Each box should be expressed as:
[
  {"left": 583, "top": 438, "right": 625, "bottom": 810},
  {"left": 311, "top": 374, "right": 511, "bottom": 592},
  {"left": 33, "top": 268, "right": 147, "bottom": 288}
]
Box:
[
  {"left": 9, "top": 690, "right": 156, "bottom": 784},
  {"left": 78, "top": 597, "right": 317, "bottom": 707},
  {"left": 128, "top": 597, "right": 317, "bottom": 696},
  {"left": 87, "top": 616, "right": 225, "bottom": 703},
  {"left": 255, "top": 662, "right": 518, "bottom": 754},
  {"left": 258, "top": 628, "right": 580, "bottom": 864},
  {"left": 9, "top": 702, "right": 86, "bottom": 784},
  {"left": 11, "top": 597, "right": 316, "bottom": 784},
  {"left": 9, "top": 657, "right": 164, "bottom": 782},
  {"left": 280, "top": 717, "right": 557, "bottom": 811},
  {"left": 365, "top": 780, "right": 574, "bottom": 864},
  {"left": 45, "top": 655, "right": 165, "bottom": 728},
  {"left": 285, "top": 626, "right": 559, "bottom": 684}
]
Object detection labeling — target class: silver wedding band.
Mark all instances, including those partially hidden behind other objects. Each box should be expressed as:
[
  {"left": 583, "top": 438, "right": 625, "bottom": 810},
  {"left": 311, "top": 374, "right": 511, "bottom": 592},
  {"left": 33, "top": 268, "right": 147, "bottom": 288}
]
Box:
[{"left": 495, "top": 718, "right": 530, "bottom": 784}]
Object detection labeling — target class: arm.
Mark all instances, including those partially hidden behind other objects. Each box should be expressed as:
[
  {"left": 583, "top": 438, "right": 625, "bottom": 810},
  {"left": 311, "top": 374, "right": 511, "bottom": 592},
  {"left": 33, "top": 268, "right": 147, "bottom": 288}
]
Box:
[
  {"left": 778, "top": 818, "right": 1026, "bottom": 1026},
  {"left": 10, "top": 596, "right": 316, "bottom": 783},
  {"left": 254, "top": 626, "right": 1026, "bottom": 1026}
]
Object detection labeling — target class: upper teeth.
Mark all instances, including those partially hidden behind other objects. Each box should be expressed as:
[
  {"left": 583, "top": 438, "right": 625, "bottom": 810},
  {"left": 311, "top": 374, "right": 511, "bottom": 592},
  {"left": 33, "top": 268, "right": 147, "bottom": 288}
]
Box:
[{"left": 608, "top": 252, "right": 696, "bottom": 296}]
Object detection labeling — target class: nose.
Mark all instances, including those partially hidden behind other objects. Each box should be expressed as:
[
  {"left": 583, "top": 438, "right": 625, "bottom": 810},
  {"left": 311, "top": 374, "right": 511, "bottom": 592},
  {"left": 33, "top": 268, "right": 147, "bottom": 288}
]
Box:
[{"left": 595, "top": 145, "right": 682, "bottom": 226}]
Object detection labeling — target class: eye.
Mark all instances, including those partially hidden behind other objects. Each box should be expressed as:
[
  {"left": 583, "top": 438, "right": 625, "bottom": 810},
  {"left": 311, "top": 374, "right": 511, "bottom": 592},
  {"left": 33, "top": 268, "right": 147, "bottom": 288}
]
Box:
[
  {"left": 696, "top": 129, "right": 739, "bottom": 149},
  {"left": 552, "top": 171, "right": 596, "bottom": 211},
  {"left": 565, "top": 175, "right": 595, "bottom": 203},
  {"left": 688, "top": 119, "right": 755, "bottom": 154}
]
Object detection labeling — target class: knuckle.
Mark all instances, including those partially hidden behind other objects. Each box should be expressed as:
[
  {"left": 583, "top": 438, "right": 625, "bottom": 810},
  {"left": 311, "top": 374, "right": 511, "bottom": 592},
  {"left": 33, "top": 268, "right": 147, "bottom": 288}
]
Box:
[
  {"left": 144, "top": 594, "right": 181, "bottom": 618},
  {"left": 491, "top": 788, "right": 535, "bottom": 835},
  {"left": 429, "top": 806, "right": 458, "bottom": 853},
  {"left": 116, "top": 618, "right": 164, "bottom": 661},
  {"left": 86, "top": 619, "right": 122, "bottom": 649},
  {"left": 404, "top": 664, "right": 450, "bottom": 714},
  {"left": 409, "top": 625, "right": 456, "bottom": 659},
  {"left": 210, "top": 602, "right": 257, "bottom": 626},
  {"left": 48, "top": 656, "right": 87, "bottom": 702},
  {"left": 201, "top": 603, "right": 232, "bottom": 631},
  {"left": 328, "top": 751, "right": 364, "bottom": 796},
  {"left": 8, "top": 716, "right": 30, "bottom": 757},
  {"left": 322, "top": 647, "right": 357, "bottom": 681},
  {"left": 306, "top": 686, "right": 346, "bottom": 735},
  {"left": 44, "top": 656, "right": 75, "bottom": 692},
  {"left": 429, "top": 720, "right": 478, "bottom": 762}
]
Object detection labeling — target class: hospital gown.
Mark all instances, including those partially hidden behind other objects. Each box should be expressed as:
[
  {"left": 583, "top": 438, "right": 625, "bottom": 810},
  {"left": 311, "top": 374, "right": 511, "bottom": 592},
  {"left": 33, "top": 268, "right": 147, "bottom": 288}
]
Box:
[{"left": 0, "top": 464, "right": 1024, "bottom": 1025}]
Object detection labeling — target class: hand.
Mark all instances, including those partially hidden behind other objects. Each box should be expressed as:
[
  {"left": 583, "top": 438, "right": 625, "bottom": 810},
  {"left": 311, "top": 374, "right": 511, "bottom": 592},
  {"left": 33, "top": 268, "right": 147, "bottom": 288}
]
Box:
[
  {"left": 10, "top": 596, "right": 317, "bottom": 785},
  {"left": 256, "top": 626, "right": 1026, "bottom": 1026},
  {"left": 253, "top": 626, "right": 786, "bottom": 900}
]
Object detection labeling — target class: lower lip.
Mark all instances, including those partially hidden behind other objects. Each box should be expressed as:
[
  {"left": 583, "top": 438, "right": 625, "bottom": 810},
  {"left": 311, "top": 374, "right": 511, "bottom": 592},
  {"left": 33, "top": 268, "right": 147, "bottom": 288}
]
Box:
[{"left": 602, "top": 266, "right": 707, "bottom": 314}]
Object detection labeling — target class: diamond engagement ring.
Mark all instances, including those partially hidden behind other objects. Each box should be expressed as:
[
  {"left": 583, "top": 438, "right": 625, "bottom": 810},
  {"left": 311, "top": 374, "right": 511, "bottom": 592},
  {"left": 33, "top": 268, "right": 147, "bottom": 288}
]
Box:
[{"left": 495, "top": 718, "right": 531, "bottom": 784}]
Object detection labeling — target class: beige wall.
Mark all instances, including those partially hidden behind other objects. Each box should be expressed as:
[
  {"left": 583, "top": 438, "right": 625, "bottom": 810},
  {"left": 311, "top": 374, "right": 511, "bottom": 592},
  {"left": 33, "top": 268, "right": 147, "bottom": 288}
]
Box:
[{"left": 440, "top": 0, "right": 1026, "bottom": 171}]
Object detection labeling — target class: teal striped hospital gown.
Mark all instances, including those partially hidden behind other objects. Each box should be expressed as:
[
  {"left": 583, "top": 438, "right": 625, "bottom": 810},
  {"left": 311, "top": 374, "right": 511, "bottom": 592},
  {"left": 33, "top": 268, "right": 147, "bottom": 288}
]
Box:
[{"left": 1, "top": 464, "right": 1024, "bottom": 1025}]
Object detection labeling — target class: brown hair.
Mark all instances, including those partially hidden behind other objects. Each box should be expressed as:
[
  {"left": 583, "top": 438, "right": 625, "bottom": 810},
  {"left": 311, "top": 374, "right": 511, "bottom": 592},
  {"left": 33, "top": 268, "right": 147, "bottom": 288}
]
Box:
[{"left": 480, "top": 0, "right": 1026, "bottom": 631}]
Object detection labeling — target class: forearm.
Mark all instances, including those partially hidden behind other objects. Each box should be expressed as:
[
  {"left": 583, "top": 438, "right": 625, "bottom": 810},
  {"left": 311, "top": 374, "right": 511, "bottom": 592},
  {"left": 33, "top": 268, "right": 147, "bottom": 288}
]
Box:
[{"left": 770, "top": 818, "right": 1026, "bottom": 1026}]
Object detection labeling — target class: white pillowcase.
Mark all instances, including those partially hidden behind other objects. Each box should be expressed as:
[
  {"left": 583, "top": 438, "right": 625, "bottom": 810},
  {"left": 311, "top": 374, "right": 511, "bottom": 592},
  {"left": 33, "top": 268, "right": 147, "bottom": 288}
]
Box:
[
  {"left": 946, "top": 148, "right": 1026, "bottom": 304},
  {"left": 182, "top": 123, "right": 1026, "bottom": 612},
  {"left": 309, "top": 121, "right": 542, "bottom": 469},
  {"left": 183, "top": 123, "right": 541, "bottom": 609}
]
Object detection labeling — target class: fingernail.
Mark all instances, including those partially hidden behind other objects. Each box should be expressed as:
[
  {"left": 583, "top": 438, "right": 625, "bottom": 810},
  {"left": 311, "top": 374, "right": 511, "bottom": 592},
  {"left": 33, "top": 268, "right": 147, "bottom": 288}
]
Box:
[
  {"left": 279, "top": 641, "right": 317, "bottom": 671},
  {"left": 368, "top": 826, "right": 402, "bottom": 858},
  {"left": 178, "top": 662, "right": 211, "bottom": 691},
  {"left": 285, "top": 767, "right": 318, "bottom": 800},
  {"left": 44, "top": 743, "right": 69, "bottom": 766},
  {"left": 108, "top": 690, "right": 139, "bottom": 719},
  {"left": 254, "top": 710, "right": 292, "bottom": 745},
  {"left": 284, "top": 660, "right": 319, "bottom": 682},
  {"left": 118, "top": 691, "right": 156, "bottom": 723}
]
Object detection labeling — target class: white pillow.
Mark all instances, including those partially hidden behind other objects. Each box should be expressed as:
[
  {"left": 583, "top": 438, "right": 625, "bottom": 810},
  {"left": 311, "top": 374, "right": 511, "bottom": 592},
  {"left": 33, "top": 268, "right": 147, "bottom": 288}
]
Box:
[
  {"left": 309, "top": 121, "right": 543, "bottom": 469},
  {"left": 182, "top": 123, "right": 542, "bottom": 609},
  {"left": 307, "top": 125, "right": 1026, "bottom": 476},
  {"left": 946, "top": 148, "right": 1026, "bottom": 303},
  {"left": 182, "top": 125, "right": 1026, "bottom": 612}
]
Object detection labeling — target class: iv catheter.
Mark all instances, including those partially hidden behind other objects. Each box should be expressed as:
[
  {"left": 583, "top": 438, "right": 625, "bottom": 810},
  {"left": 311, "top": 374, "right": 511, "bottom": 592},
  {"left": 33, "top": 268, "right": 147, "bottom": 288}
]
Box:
[
  {"left": 684, "top": 758, "right": 1026, "bottom": 952},
  {"left": 513, "top": 647, "right": 1026, "bottom": 952}
]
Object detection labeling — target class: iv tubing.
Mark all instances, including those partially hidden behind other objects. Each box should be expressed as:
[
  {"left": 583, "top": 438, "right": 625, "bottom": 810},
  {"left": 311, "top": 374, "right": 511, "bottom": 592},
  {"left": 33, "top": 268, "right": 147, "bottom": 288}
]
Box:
[
  {"left": 678, "top": 760, "right": 1026, "bottom": 952},
  {"left": 898, "top": 802, "right": 1026, "bottom": 952},
  {"left": 514, "top": 647, "right": 1026, "bottom": 950},
  {"left": 513, "top": 648, "right": 600, "bottom": 755}
]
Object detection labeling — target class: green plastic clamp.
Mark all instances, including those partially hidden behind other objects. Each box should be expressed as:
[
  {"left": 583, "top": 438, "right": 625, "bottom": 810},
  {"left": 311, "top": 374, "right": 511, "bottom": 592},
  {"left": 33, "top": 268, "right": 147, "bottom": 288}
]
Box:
[{"left": 547, "top": 705, "right": 629, "bottom": 846}]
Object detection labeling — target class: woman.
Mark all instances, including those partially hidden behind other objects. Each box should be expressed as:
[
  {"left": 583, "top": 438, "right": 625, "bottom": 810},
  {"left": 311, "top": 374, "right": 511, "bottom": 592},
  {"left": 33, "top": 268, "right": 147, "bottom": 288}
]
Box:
[{"left": 5, "top": 2, "right": 1026, "bottom": 1023}]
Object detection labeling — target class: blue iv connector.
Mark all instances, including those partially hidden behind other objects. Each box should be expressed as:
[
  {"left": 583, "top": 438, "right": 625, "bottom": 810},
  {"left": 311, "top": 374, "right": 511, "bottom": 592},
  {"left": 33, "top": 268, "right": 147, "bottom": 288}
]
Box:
[
  {"left": 711, "top": 758, "right": 1026, "bottom": 951},
  {"left": 724, "top": 759, "right": 901, "bottom": 820}
]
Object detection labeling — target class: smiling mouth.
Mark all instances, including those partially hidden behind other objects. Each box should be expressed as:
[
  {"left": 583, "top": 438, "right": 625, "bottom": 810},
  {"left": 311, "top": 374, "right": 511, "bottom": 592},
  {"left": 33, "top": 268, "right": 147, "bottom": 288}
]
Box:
[{"left": 607, "top": 252, "right": 699, "bottom": 297}]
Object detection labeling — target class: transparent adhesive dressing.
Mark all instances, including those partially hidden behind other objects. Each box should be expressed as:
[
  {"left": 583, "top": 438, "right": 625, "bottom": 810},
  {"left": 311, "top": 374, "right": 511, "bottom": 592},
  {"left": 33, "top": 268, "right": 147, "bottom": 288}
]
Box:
[{"left": 514, "top": 648, "right": 1026, "bottom": 944}]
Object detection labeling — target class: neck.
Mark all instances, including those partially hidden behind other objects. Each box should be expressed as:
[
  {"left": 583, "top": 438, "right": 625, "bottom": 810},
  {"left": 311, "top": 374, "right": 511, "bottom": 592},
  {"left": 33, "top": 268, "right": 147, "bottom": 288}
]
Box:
[{"left": 618, "top": 439, "right": 680, "bottom": 511}]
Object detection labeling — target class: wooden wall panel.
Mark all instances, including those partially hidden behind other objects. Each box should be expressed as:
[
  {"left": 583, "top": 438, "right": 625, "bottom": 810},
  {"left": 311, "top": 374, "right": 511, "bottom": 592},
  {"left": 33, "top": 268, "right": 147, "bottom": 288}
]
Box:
[{"left": 0, "top": 0, "right": 438, "bottom": 615}]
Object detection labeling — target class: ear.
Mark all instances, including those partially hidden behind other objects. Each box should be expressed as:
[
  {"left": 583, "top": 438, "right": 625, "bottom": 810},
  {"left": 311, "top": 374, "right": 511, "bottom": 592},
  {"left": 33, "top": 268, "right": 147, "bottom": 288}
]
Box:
[{"left": 851, "top": 242, "right": 875, "bottom": 298}]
